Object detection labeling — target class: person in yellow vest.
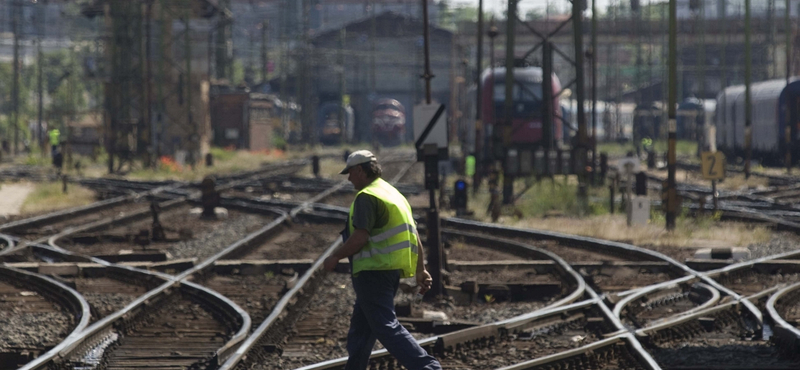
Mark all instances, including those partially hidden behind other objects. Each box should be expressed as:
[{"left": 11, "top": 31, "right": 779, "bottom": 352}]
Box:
[
  {"left": 324, "top": 150, "right": 441, "bottom": 370},
  {"left": 49, "top": 128, "right": 60, "bottom": 154}
]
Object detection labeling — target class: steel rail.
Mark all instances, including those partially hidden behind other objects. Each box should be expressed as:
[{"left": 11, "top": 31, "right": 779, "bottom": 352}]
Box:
[
  {"left": 494, "top": 334, "right": 630, "bottom": 370},
  {"left": 182, "top": 280, "right": 252, "bottom": 366},
  {"left": 218, "top": 158, "right": 417, "bottom": 369},
  {"left": 442, "top": 218, "right": 765, "bottom": 326},
  {"left": 25, "top": 243, "right": 252, "bottom": 369},
  {"left": 15, "top": 164, "right": 310, "bottom": 368},
  {"left": 614, "top": 280, "right": 720, "bottom": 329},
  {"left": 442, "top": 230, "right": 586, "bottom": 309},
  {"left": 218, "top": 237, "right": 343, "bottom": 368},
  {"left": 1, "top": 264, "right": 92, "bottom": 370},
  {"left": 766, "top": 281, "right": 800, "bottom": 349},
  {"left": 0, "top": 233, "right": 14, "bottom": 251},
  {"left": 634, "top": 288, "right": 774, "bottom": 339}
]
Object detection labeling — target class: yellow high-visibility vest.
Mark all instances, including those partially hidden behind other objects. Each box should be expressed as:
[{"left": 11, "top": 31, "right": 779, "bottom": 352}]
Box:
[
  {"left": 348, "top": 178, "right": 418, "bottom": 278},
  {"left": 49, "top": 129, "right": 60, "bottom": 146},
  {"left": 465, "top": 155, "right": 476, "bottom": 176}
]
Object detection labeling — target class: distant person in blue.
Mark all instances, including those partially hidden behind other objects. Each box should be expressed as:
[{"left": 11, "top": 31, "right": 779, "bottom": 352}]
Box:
[{"left": 324, "top": 150, "right": 441, "bottom": 370}]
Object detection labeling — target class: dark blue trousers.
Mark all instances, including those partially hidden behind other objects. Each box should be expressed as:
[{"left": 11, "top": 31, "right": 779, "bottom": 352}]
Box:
[{"left": 345, "top": 270, "right": 442, "bottom": 370}]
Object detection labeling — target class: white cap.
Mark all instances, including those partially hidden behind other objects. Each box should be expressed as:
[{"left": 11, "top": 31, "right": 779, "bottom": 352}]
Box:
[{"left": 340, "top": 150, "right": 377, "bottom": 174}]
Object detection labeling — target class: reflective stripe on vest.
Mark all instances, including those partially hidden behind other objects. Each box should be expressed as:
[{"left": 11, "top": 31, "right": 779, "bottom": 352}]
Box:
[
  {"left": 349, "top": 178, "right": 418, "bottom": 278},
  {"left": 368, "top": 222, "right": 417, "bottom": 243},
  {"left": 353, "top": 240, "right": 419, "bottom": 261}
]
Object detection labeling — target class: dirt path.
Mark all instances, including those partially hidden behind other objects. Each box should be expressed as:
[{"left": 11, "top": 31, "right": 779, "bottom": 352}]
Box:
[{"left": 0, "top": 183, "right": 34, "bottom": 217}]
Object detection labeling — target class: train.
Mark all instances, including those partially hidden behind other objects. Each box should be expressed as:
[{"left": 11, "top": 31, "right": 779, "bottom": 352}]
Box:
[
  {"left": 317, "top": 102, "right": 354, "bottom": 145},
  {"left": 715, "top": 78, "right": 800, "bottom": 164},
  {"left": 480, "top": 66, "right": 563, "bottom": 147},
  {"left": 372, "top": 99, "right": 406, "bottom": 146}
]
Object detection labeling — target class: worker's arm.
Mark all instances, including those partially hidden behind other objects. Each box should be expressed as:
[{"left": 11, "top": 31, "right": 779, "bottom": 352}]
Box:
[
  {"left": 323, "top": 228, "right": 369, "bottom": 271},
  {"left": 414, "top": 228, "right": 433, "bottom": 294}
]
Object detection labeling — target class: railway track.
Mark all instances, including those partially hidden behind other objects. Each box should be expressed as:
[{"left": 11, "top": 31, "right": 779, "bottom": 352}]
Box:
[
  {"left": 9, "top": 152, "right": 800, "bottom": 369},
  {"left": 0, "top": 266, "right": 90, "bottom": 368},
  {"left": 639, "top": 292, "right": 800, "bottom": 370}
]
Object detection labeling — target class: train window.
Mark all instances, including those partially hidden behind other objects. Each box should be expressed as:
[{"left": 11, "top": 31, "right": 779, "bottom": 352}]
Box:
[{"left": 493, "top": 82, "right": 543, "bottom": 103}]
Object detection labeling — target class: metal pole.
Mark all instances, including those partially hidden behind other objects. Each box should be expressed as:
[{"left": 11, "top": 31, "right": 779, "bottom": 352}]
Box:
[
  {"left": 421, "top": 0, "right": 443, "bottom": 298},
  {"left": 698, "top": 1, "right": 706, "bottom": 154},
  {"left": 574, "top": 0, "right": 588, "bottom": 209},
  {"left": 786, "top": 0, "right": 792, "bottom": 173},
  {"left": 788, "top": 0, "right": 793, "bottom": 80},
  {"left": 771, "top": 0, "right": 777, "bottom": 79},
  {"left": 474, "top": 0, "right": 484, "bottom": 187},
  {"left": 261, "top": 21, "right": 268, "bottom": 84},
  {"left": 588, "top": 0, "right": 592, "bottom": 186},
  {"left": 370, "top": 0, "right": 376, "bottom": 95},
  {"left": 745, "top": 0, "right": 752, "bottom": 179},
  {"left": 12, "top": 0, "right": 20, "bottom": 156},
  {"left": 667, "top": 0, "right": 677, "bottom": 231},
  {"left": 543, "top": 41, "right": 554, "bottom": 176},
  {"left": 145, "top": 0, "right": 154, "bottom": 167},
  {"left": 340, "top": 29, "right": 347, "bottom": 141},
  {"left": 37, "top": 39, "right": 44, "bottom": 157},
  {"left": 488, "top": 20, "right": 497, "bottom": 169},
  {"left": 502, "top": 0, "right": 516, "bottom": 205},
  {"left": 185, "top": 0, "right": 194, "bottom": 165},
  {"left": 422, "top": 0, "right": 433, "bottom": 104}
]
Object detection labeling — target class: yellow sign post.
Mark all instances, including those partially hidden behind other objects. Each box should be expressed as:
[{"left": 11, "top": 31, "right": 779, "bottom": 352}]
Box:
[
  {"left": 701, "top": 151, "right": 726, "bottom": 211},
  {"left": 701, "top": 151, "right": 726, "bottom": 180}
]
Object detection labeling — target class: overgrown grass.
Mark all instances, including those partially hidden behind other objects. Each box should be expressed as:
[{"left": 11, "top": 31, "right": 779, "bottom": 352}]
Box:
[
  {"left": 597, "top": 140, "right": 698, "bottom": 157},
  {"left": 20, "top": 182, "right": 97, "bottom": 215},
  {"left": 451, "top": 174, "right": 771, "bottom": 249},
  {"left": 508, "top": 212, "right": 770, "bottom": 249},
  {"left": 127, "top": 147, "right": 287, "bottom": 181},
  {"left": 463, "top": 176, "right": 609, "bottom": 220}
]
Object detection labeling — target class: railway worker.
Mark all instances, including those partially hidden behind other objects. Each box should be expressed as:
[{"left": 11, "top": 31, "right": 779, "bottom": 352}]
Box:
[
  {"left": 323, "top": 150, "right": 442, "bottom": 370},
  {"left": 49, "top": 128, "right": 60, "bottom": 154}
]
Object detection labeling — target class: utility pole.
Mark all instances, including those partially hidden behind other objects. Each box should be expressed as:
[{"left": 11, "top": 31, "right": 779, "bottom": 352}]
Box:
[
  {"left": 37, "top": 38, "right": 44, "bottom": 156},
  {"left": 745, "top": 0, "right": 752, "bottom": 179},
  {"left": 786, "top": 0, "right": 793, "bottom": 173},
  {"left": 667, "top": 0, "right": 677, "bottom": 230},
  {"left": 370, "top": 0, "right": 377, "bottom": 95},
  {"left": 770, "top": 0, "right": 777, "bottom": 79},
  {"left": 488, "top": 19, "right": 498, "bottom": 166},
  {"left": 339, "top": 28, "right": 347, "bottom": 139},
  {"left": 145, "top": 0, "right": 154, "bottom": 168},
  {"left": 502, "top": 0, "right": 516, "bottom": 205},
  {"left": 12, "top": 0, "right": 20, "bottom": 156},
  {"left": 216, "top": 0, "right": 232, "bottom": 81},
  {"left": 261, "top": 21, "right": 268, "bottom": 84},
  {"left": 588, "top": 0, "right": 592, "bottom": 185},
  {"left": 421, "top": 0, "right": 443, "bottom": 299},
  {"left": 423, "top": 0, "right": 433, "bottom": 104},
  {"left": 698, "top": 0, "right": 706, "bottom": 153},
  {"left": 573, "top": 0, "right": 588, "bottom": 210},
  {"left": 474, "top": 0, "right": 484, "bottom": 188},
  {"left": 185, "top": 0, "right": 195, "bottom": 167}
]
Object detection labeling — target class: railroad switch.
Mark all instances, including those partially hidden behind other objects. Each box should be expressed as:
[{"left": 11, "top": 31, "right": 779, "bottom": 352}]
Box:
[
  {"left": 201, "top": 177, "right": 221, "bottom": 219},
  {"left": 150, "top": 201, "right": 166, "bottom": 241}
]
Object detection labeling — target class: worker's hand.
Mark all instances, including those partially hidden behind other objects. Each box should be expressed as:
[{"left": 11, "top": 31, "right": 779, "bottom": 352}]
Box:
[
  {"left": 416, "top": 269, "right": 433, "bottom": 295},
  {"left": 323, "top": 255, "right": 339, "bottom": 272}
]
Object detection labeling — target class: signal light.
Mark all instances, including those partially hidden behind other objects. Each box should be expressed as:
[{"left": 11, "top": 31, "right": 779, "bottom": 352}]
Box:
[{"left": 454, "top": 180, "right": 468, "bottom": 211}]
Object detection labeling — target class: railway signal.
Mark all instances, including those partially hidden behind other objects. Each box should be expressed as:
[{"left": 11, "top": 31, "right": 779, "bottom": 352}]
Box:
[{"left": 453, "top": 179, "right": 468, "bottom": 216}]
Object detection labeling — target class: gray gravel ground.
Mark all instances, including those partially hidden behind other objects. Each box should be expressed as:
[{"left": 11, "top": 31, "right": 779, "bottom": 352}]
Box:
[
  {"left": 82, "top": 292, "right": 139, "bottom": 320},
  {"left": 0, "top": 310, "right": 72, "bottom": 351},
  {"left": 167, "top": 213, "right": 270, "bottom": 260},
  {"left": 746, "top": 231, "right": 800, "bottom": 259}
]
